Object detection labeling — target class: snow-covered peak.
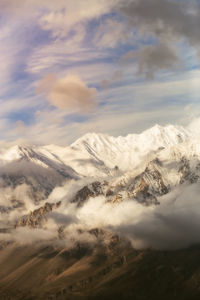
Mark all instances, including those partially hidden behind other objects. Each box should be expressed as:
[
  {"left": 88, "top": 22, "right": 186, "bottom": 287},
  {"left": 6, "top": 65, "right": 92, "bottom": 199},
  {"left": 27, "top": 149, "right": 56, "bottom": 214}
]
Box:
[
  {"left": 71, "top": 132, "right": 109, "bottom": 148},
  {"left": 0, "top": 123, "right": 193, "bottom": 176},
  {"left": 140, "top": 124, "right": 190, "bottom": 145},
  {"left": 1, "top": 122, "right": 200, "bottom": 215},
  {"left": 69, "top": 124, "right": 190, "bottom": 172},
  {"left": 72, "top": 124, "right": 189, "bottom": 148},
  {"left": 0, "top": 145, "right": 26, "bottom": 162}
]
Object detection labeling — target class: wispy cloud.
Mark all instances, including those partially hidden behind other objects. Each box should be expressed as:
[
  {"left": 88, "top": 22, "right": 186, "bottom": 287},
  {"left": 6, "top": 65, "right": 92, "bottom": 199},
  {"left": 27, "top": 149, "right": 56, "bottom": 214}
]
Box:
[{"left": 0, "top": 0, "right": 200, "bottom": 144}]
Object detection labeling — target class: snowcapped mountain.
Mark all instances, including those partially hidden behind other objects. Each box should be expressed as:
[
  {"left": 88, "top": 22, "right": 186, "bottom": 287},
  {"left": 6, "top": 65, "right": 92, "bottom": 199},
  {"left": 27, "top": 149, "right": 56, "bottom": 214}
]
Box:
[
  {"left": 69, "top": 124, "right": 190, "bottom": 172},
  {"left": 0, "top": 123, "right": 199, "bottom": 225},
  {"left": 0, "top": 123, "right": 191, "bottom": 175},
  {"left": 0, "top": 145, "right": 79, "bottom": 212},
  {"left": 2, "top": 123, "right": 200, "bottom": 300}
]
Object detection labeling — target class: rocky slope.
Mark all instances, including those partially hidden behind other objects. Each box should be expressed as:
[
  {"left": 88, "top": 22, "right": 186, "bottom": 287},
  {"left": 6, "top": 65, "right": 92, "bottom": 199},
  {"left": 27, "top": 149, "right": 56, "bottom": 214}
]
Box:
[
  {"left": 1, "top": 242, "right": 200, "bottom": 300},
  {"left": 16, "top": 201, "right": 62, "bottom": 228}
]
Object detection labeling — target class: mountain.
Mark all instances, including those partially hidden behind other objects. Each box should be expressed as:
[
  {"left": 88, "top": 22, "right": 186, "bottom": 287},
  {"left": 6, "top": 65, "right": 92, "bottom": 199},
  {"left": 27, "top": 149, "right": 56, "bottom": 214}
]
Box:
[
  {"left": 1, "top": 123, "right": 199, "bottom": 223},
  {"left": 1, "top": 123, "right": 200, "bottom": 299},
  {"left": 0, "top": 124, "right": 192, "bottom": 212},
  {"left": 0, "top": 123, "right": 198, "bottom": 223},
  {"left": 70, "top": 124, "right": 189, "bottom": 171},
  {"left": 1, "top": 242, "right": 200, "bottom": 299},
  {"left": 0, "top": 144, "right": 79, "bottom": 212},
  {"left": 0, "top": 124, "right": 191, "bottom": 180}
]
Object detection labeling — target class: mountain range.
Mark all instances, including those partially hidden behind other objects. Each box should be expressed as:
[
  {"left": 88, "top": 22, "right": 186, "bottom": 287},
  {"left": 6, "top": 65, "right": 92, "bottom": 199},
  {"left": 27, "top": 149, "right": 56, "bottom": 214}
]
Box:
[
  {"left": 1, "top": 123, "right": 200, "bottom": 299},
  {"left": 0, "top": 124, "right": 198, "bottom": 213}
]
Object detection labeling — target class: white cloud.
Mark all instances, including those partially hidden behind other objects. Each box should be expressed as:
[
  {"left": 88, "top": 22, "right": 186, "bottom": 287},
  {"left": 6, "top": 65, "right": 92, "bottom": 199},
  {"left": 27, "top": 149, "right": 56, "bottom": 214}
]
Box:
[
  {"left": 38, "top": 0, "right": 117, "bottom": 38},
  {"left": 26, "top": 39, "right": 109, "bottom": 75},
  {"left": 11, "top": 227, "right": 57, "bottom": 244}
]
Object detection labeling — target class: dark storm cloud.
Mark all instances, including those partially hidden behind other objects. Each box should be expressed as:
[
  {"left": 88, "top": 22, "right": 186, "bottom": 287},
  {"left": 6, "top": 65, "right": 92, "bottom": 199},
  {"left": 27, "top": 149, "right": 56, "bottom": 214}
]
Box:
[
  {"left": 121, "top": 42, "right": 181, "bottom": 79},
  {"left": 119, "top": 0, "right": 200, "bottom": 45},
  {"left": 117, "top": 0, "right": 200, "bottom": 76}
]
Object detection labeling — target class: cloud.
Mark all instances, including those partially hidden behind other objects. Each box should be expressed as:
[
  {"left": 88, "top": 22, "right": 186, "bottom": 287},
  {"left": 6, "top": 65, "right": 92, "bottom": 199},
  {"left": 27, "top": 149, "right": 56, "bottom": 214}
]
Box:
[
  {"left": 94, "top": 19, "right": 132, "bottom": 48},
  {"left": 49, "top": 212, "right": 77, "bottom": 226},
  {"left": 116, "top": 184, "right": 200, "bottom": 250},
  {"left": 2, "top": 130, "right": 200, "bottom": 251},
  {"left": 2, "top": 0, "right": 200, "bottom": 80},
  {"left": 121, "top": 42, "right": 182, "bottom": 79},
  {"left": 15, "top": 120, "right": 27, "bottom": 137},
  {"left": 66, "top": 183, "right": 200, "bottom": 250},
  {"left": 1, "top": 67, "right": 200, "bottom": 146},
  {"left": 11, "top": 227, "right": 57, "bottom": 244},
  {"left": 38, "top": 0, "right": 116, "bottom": 38},
  {"left": 101, "top": 70, "right": 123, "bottom": 89},
  {"left": 38, "top": 74, "right": 97, "bottom": 112},
  {"left": 0, "top": 0, "right": 116, "bottom": 38},
  {"left": 1, "top": 0, "right": 200, "bottom": 147},
  {"left": 187, "top": 117, "right": 200, "bottom": 136},
  {"left": 115, "top": 0, "right": 200, "bottom": 76},
  {"left": 119, "top": 0, "right": 200, "bottom": 46}
]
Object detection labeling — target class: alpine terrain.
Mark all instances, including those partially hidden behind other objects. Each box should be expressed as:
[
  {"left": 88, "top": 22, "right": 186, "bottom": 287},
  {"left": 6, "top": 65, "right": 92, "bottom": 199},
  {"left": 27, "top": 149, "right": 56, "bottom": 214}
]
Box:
[{"left": 1, "top": 124, "right": 200, "bottom": 299}]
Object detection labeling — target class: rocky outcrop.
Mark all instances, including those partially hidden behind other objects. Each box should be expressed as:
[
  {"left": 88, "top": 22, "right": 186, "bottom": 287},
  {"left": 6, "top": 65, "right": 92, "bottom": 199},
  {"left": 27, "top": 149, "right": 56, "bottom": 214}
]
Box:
[
  {"left": 130, "top": 178, "right": 159, "bottom": 205},
  {"left": 71, "top": 181, "right": 108, "bottom": 207},
  {"left": 71, "top": 160, "right": 168, "bottom": 207},
  {"left": 16, "top": 201, "right": 61, "bottom": 228}
]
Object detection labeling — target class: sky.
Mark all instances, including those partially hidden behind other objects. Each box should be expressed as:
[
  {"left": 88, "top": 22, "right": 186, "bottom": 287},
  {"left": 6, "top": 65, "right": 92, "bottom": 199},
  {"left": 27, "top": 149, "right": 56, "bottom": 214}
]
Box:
[{"left": 0, "top": 0, "right": 200, "bottom": 145}]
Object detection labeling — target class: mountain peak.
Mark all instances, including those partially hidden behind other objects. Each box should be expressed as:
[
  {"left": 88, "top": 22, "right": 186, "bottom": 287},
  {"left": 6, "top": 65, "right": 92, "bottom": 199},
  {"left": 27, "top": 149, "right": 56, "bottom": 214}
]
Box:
[{"left": 0, "top": 123, "right": 192, "bottom": 175}]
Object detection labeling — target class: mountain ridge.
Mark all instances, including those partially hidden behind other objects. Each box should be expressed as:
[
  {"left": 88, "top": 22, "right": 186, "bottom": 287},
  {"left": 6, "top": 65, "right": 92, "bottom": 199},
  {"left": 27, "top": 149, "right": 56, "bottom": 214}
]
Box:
[
  {"left": 1, "top": 123, "right": 200, "bottom": 299},
  {"left": 0, "top": 123, "right": 196, "bottom": 210},
  {"left": 0, "top": 124, "right": 192, "bottom": 173}
]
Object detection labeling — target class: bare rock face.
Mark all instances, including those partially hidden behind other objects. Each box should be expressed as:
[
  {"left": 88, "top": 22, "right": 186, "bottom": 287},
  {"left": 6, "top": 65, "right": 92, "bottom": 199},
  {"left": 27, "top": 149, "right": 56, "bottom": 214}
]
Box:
[
  {"left": 16, "top": 201, "right": 61, "bottom": 228},
  {"left": 133, "top": 160, "right": 168, "bottom": 194},
  {"left": 126, "top": 160, "right": 169, "bottom": 205},
  {"left": 129, "top": 178, "right": 158, "bottom": 206},
  {"left": 71, "top": 181, "right": 108, "bottom": 207},
  {"left": 71, "top": 161, "right": 168, "bottom": 207}
]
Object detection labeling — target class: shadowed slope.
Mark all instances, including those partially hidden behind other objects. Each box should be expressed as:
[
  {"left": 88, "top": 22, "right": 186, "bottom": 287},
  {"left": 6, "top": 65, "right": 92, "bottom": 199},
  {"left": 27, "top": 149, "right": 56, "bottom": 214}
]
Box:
[{"left": 1, "top": 243, "right": 200, "bottom": 299}]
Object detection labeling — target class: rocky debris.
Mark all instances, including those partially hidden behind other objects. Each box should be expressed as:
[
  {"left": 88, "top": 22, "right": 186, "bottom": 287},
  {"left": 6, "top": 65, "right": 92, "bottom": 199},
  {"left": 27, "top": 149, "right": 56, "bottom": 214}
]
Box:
[{"left": 16, "top": 201, "right": 61, "bottom": 228}]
